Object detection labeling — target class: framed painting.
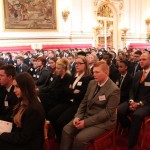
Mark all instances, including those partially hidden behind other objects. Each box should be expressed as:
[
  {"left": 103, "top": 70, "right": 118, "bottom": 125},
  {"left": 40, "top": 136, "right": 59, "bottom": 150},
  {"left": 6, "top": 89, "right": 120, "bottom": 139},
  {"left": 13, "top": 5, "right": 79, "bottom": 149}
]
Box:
[{"left": 3, "top": 0, "right": 57, "bottom": 30}]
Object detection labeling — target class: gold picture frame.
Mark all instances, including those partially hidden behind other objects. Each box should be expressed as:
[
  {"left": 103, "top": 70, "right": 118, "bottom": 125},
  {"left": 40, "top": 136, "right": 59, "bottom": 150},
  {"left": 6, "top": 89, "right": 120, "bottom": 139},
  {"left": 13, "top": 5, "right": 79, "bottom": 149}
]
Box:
[{"left": 3, "top": 0, "right": 57, "bottom": 30}]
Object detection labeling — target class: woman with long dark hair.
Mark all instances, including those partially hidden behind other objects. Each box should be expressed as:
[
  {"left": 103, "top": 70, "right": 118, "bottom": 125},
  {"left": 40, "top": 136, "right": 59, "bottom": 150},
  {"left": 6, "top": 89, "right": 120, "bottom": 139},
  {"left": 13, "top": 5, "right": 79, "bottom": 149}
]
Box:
[{"left": 0, "top": 72, "right": 45, "bottom": 150}]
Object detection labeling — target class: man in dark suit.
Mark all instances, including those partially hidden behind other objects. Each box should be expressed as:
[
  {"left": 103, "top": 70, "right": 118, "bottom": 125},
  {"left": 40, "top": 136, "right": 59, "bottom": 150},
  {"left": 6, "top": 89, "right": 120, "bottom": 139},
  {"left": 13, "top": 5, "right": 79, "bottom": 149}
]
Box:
[
  {"left": 0, "top": 65, "right": 18, "bottom": 121},
  {"left": 16, "top": 56, "right": 29, "bottom": 73},
  {"left": 60, "top": 61, "right": 120, "bottom": 150},
  {"left": 131, "top": 50, "right": 142, "bottom": 76},
  {"left": 118, "top": 52, "right": 150, "bottom": 150},
  {"left": 116, "top": 60, "right": 133, "bottom": 104}
]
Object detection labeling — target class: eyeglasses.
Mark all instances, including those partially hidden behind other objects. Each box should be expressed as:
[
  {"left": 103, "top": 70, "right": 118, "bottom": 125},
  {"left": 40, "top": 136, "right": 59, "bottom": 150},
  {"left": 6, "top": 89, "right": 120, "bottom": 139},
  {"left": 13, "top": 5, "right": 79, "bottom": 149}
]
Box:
[{"left": 74, "top": 62, "right": 85, "bottom": 65}]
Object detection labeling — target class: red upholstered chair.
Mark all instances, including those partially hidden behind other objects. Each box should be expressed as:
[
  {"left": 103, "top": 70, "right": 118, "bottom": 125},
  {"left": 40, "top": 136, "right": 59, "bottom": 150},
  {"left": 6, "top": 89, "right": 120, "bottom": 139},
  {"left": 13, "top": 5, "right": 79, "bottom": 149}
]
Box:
[
  {"left": 44, "top": 120, "right": 50, "bottom": 150},
  {"left": 87, "top": 126, "right": 116, "bottom": 150},
  {"left": 140, "top": 116, "right": 150, "bottom": 148},
  {"left": 44, "top": 120, "right": 56, "bottom": 150}
]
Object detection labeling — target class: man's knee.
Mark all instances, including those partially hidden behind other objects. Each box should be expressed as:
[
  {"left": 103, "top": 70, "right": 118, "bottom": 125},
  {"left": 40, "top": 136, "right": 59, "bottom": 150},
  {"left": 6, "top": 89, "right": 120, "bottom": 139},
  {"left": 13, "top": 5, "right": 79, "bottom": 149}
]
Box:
[
  {"left": 74, "top": 133, "right": 88, "bottom": 145},
  {"left": 132, "top": 110, "right": 146, "bottom": 120}
]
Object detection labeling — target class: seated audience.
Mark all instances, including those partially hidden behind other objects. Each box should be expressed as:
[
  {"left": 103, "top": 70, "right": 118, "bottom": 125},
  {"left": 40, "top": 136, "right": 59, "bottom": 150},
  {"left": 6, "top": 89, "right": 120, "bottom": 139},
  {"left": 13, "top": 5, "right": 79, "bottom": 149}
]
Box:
[
  {"left": 0, "top": 72, "right": 45, "bottom": 150},
  {"left": 60, "top": 61, "right": 120, "bottom": 150},
  {"left": 48, "top": 56, "right": 93, "bottom": 142},
  {"left": 118, "top": 52, "right": 150, "bottom": 150}
]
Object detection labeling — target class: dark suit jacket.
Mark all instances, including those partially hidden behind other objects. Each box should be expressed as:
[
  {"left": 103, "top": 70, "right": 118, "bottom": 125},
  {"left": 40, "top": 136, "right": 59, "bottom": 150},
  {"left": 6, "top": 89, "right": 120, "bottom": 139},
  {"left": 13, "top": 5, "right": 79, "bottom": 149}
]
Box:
[
  {"left": 35, "top": 67, "right": 49, "bottom": 89},
  {"left": 109, "top": 64, "right": 119, "bottom": 83},
  {"left": 0, "top": 100, "right": 45, "bottom": 150},
  {"left": 117, "top": 73, "right": 133, "bottom": 103},
  {"left": 7, "top": 59, "right": 14, "bottom": 65},
  {"left": 75, "top": 78, "right": 120, "bottom": 130},
  {"left": 69, "top": 62, "right": 76, "bottom": 77},
  {"left": 0, "top": 86, "right": 18, "bottom": 121},
  {"left": 129, "top": 71, "right": 150, "bottom": 105},
  {"left": 130, "top": 61, "right": 142, "bottom": 76},
  {"left": 16, "top": 63, "right": 29, "bottom": 73},
  {"left": 67, "top": 75, "right": 93, "bottom": 105}
]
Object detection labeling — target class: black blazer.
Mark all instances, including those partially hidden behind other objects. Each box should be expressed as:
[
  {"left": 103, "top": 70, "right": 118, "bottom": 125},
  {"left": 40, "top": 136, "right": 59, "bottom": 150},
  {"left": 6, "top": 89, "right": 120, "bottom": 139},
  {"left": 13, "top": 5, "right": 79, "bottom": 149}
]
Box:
[
  {"left": 48, "top": 73, "right": 72, "bottom": 104},
  {"left": 129, "top": 71, "right": 150, "bottom": 105},
  {"left": 0, "top": 86, "right": 18, "bottom": 121},
  {"left": 67, "top": 75, "right": 93, "bottom": 105},
  {"left": 109, "top": 64, "right": 119, "bottom": 83},
  {"left": 69, "top": 62, "right": 76, "bottom": 77},
  {"left": 39, "top": 73, "right": 58, "bottom": 93},
  {"left": 0, "top": 100, "right": 45, "bottom": 150},
  {"left": 16, "top": 63, "right": 29, "bottom": 73},
  {"left": 116, "top": 73, "right": 133, "bottom": 103},
  {"left": 35, "top": 67, "right": 49, "bottom": 89},
  {"left": 130, "top": 61, "right": 142, "bottom": 76}
]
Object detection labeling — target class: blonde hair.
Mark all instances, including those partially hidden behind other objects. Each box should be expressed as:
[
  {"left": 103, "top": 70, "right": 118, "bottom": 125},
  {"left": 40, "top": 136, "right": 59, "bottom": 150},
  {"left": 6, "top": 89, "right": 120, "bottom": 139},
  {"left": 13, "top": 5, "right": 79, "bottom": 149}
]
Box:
[{"left": 56, "top": 57, "right": 70, "bottom": 74}]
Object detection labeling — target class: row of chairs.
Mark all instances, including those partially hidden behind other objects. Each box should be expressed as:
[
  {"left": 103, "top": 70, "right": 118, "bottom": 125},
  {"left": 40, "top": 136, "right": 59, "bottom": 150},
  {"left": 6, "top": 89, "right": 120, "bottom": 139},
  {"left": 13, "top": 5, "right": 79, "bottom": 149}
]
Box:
[{"left": 44, "top": 116, "right": 150, "bottom": 150}]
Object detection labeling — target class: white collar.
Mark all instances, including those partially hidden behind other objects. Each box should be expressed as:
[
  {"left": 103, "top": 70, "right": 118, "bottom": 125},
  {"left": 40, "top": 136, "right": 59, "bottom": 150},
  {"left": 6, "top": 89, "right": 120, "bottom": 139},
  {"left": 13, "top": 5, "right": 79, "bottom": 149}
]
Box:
[
  {"left": 98, "top": 77, "right": 109, "bottom": 87},
  {"left": 6, "top": 85, "right": 12, "bottom": 92},
  {"left": 121, "top": 72, "right": 127, "bottom": 78}
]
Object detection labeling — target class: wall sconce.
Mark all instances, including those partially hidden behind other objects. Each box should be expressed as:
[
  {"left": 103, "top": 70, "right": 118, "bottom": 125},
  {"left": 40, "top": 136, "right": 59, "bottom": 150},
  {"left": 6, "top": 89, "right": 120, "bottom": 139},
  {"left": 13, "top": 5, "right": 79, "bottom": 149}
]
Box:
[
  {"left": 62, "top": 9, "right": 70, "bottom": 22},
  {"left": 121, "top": 27, "right": 128, "bottom": 35},
  {"left": 121, "top": 27, "right": 128, "bottom": 48},
  {"left": 145, "top": 17, "right": 150, "bottom": 25}
]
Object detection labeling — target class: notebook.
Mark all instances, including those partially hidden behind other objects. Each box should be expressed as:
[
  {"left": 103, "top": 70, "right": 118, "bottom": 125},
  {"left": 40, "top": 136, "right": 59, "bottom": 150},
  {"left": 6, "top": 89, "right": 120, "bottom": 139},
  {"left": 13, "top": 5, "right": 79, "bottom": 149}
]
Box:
[{"left": 0, "top": 120, "right": 12, "bottom": 133}]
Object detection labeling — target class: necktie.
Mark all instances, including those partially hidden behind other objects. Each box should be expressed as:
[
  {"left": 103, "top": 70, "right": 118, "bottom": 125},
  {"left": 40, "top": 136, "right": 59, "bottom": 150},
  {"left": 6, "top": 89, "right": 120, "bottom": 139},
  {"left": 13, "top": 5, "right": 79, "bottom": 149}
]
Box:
[
  {"left": 119, "top": 75, "right": 124, "bottom": 87},
  {"left": 92, "top": 85, "right": 101, "bottom": 98},
  {"left": 140, "top": 71, "right": 146, "bottom": 83}
]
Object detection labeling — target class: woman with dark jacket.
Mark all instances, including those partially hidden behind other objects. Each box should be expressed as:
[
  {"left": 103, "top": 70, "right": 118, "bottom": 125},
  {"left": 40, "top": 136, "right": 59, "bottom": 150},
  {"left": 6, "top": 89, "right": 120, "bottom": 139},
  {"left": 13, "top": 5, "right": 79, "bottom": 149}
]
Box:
[
  {"left": 0, "top": 72, "right": 45, "bottom": 150},
  {"left": 48, "top": 56, "right": 93, "bottom": 142},
  {"left": 34, "top": 56, "right": 49, "bottom": 89},
  {"left": 39, "top": 57, "right": 72, "bottom": 117},
  {"left": 39, "top": 57, "right": 58, "bottom": 92}
]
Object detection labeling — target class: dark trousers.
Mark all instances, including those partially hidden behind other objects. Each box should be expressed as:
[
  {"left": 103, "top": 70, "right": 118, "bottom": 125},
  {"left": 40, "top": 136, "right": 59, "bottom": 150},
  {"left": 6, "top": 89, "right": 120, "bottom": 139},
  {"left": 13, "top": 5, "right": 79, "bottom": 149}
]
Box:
[
  {"left": 48, "top": 103, "right": 79, "bottom": 142},
  {"left": 118, "top": 101, "right": 150, "bottom": 148}
]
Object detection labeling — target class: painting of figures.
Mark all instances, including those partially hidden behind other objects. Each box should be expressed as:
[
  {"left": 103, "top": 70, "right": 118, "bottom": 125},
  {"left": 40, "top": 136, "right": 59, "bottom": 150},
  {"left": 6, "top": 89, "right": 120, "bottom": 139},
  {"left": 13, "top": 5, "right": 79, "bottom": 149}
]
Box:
[{"left": 3, "top": 0, "right": 56, "bottom": 29}]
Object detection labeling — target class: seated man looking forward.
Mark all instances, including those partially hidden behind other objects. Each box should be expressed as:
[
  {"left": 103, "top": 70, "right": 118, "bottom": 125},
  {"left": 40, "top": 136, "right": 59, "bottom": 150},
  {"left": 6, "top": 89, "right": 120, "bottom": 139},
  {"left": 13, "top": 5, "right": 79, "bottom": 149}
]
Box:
[{"left": 60, "top": 61, "right": 120, "bottom": 150}]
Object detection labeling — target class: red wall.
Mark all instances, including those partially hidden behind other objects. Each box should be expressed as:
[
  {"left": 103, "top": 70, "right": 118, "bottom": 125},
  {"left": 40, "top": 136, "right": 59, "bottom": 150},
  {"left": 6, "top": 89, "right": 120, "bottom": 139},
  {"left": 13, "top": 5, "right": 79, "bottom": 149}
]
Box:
[{"left": 0, "top": 44, "right": 92, "bottom": 53}]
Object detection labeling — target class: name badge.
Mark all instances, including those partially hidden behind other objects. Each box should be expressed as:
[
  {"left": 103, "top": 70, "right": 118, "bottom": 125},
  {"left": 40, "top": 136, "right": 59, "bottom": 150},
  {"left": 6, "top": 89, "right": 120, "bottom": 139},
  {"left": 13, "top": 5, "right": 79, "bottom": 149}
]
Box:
[
  {"left": 37, "top": 75, "right": 40, "bottom": 78},
  {"left": 4, "top": 101, "right": 9, "bottom": 107},
  {"left": 77, "top": 82, "right": 82, "bottom": 86},
  {"left": 99, "top": 95, "right": 106, "bottom": 101},
  {"left": 144, "top": 82, "right": 150, "bottom": 86},
  {"left": 50, "top": 77, "right": 53, "bottom": 81}
]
